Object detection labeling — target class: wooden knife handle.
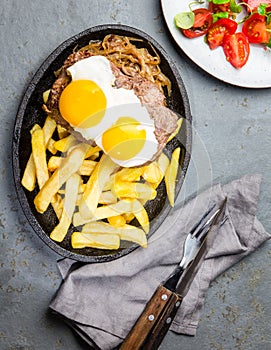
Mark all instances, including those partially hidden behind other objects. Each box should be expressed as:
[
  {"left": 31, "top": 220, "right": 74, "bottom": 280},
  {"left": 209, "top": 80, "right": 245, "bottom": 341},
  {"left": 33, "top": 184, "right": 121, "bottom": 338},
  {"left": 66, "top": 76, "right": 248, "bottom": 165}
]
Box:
[
  {"left": 141, "top": 291, "right": 183, "bottom": 350},
  {"left": 120, "top": 285, "right": 182, "bottom": 350}
]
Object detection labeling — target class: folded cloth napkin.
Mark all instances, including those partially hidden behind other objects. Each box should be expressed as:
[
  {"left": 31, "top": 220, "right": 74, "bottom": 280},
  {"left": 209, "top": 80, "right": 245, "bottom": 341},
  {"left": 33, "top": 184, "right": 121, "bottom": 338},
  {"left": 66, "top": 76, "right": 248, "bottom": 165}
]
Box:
[{"left": 50, "top": 174, "right": 270, "bottom": 350}]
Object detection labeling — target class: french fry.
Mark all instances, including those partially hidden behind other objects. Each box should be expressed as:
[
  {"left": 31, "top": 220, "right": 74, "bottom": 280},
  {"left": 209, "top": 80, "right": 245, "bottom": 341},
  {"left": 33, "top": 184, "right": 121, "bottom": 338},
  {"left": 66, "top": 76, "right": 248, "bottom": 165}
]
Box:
[
  {"left": 71, "top": 231, "right": 120, "bottom": 250},
  {"left": 47, "top": 156, "right": 62, "bottom": 172},
  {"left": 142, "top": 161, "right": 163, "bottom": 184},
  {"left": 102, "top": 176, "right": 114, "bottom": 191},
  {"left": 165, "top": 147, "right": 180, "bottom": 207},
  {"left": 98, "top": 191, "right": 118, "bottom": 205},
  {"left": 167, "top": 118, "right": 183, "bottom": 143},
  {"left": 113, "top": 181, "right": 157, "bottom": 201},
  {"left": 107, "top": 215, "right": 126, "bottom": 227},
  {"left": 145, "top": 153, "right": 170, "bottom": 190},
  {"left": 51, "top": 193, "right": 64, "bottom": 220},
  {"left": 22, "top": 116, "right": 56, "bottom": 191},
  {"left": 50, "top": 173, "right": 81, "bottom": 242},
  {"left": 115, "top": 167, "right": 143, "bottom": 182},
  {"left": 73, "top": 199, "right": 133, "bottom": 226},
  {"left": 78, "top": 154, "right": 118, "bottom": 219},
  {"left": 31, "top": 125, "right": 49, "bottom": 189},
  {"left": 123, "top": 212, "right": 135, "bottom": 223},
  {"left": 82, "top": 221, "right": 123, "bottom": 234},
  {"left": 34, "top": 143, "right": 90, "bottom": 213},
  {"left": 48, "top": 156, "right": 97, "bottom": 176},
  {"left": 74, "top": 198, "right": 149, "bottom": 233},
  {"left": 42, "top": 116, "right": 57, "bottom": 143},
  {"left": 157, "top": 152, "right": 170, "bottom": 176},
  {"left": 78, "top": 159, "right": 97, "bottom": 176},
  {"left": 130, "top": 199, "right": 149, "bottom": 234},
  {"left": 85, "top": 145, "right": 101, "bottom": 159},
  {"left": 21, "top": 154, "right": 36, "bottom": 191},
  {"left": 57, "top": 124, "right": 69, "bottom": 139},
  {"left": 22, "top": 117, "right": 56, "bottom": 191},
  {"left": 47, "top": 138, "right": 57, "bottom": 154},
  {"left": 117, "top": 224, "right": 147, "bottom": 247},
  {"left": 53, "top": 134, "right": 78, "bottom": 153},
  {"left": 82, "top": 221, "right": 147, "bottom": 248},
  {"left": 76, "top": 189, "right": 118, "bottom": 206}
]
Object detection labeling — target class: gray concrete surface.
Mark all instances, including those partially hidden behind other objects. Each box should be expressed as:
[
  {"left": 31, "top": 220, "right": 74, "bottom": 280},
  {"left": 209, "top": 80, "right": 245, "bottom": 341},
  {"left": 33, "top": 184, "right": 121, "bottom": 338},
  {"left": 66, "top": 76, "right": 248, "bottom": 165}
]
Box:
[{"left": 1, "top": 0, "right": 270, "bottom": 349}]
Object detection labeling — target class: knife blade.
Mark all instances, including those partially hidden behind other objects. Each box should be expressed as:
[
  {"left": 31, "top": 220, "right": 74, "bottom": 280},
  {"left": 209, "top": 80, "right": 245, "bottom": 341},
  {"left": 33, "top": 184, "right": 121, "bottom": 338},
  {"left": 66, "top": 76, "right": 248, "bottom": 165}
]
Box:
[{"left": 119, "top": 198, "right": 227, "bottom": 350}]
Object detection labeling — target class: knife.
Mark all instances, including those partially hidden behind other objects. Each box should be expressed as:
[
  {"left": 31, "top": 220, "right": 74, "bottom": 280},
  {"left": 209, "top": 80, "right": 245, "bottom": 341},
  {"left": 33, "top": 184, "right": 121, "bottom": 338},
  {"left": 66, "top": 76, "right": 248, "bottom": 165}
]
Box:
[{"left": 119, "top": 198, "right": 227, "bottom": 350}]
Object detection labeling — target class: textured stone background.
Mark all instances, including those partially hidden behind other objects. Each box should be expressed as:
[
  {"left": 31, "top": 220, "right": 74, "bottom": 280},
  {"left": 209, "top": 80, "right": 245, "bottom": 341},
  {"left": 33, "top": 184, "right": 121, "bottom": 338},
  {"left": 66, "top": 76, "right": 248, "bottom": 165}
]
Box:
[{"left": 0, "top": 0, "right": 270, "bottom": 349}]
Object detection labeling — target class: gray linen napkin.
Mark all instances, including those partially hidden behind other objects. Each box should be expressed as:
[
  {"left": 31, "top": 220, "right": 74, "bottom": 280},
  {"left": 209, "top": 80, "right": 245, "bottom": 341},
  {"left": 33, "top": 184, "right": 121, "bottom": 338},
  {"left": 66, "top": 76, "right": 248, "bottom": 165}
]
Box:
[{"left": 50, "top": 174, "right": 270, "bottom": 350}]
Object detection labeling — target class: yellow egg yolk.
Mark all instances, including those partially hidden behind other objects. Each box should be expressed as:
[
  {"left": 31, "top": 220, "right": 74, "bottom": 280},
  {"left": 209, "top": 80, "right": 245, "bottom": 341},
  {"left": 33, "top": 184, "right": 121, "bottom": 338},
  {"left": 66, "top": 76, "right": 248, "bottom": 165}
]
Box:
[
  {"left": 59, "top": 80, "right": 106, "bottom": 128},
  {"left": 102, "top": 117, "right": 146, "bottom": 161}
]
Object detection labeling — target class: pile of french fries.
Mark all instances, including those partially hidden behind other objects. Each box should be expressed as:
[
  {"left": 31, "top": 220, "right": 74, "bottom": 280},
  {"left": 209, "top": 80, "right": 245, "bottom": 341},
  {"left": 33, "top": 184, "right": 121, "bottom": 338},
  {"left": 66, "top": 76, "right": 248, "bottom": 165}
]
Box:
[{"left": 21, "top": 112, "right": 182, "bottom": 250}]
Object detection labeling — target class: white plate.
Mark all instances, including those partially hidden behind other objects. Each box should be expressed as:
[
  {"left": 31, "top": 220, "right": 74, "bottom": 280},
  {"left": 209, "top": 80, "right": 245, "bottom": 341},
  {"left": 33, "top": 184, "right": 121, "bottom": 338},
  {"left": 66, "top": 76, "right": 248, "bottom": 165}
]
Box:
[{"left": 161, "top": 0, "right": 271, "bottom": 88}]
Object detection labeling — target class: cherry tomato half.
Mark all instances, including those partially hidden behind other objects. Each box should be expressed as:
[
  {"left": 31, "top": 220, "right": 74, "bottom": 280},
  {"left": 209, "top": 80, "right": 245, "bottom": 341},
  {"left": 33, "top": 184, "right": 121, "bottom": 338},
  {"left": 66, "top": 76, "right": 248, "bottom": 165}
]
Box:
[
  {"left": 242, "top": 13, "right": 269, "bottom": 44},
  {"left": 223, "top": 32, "right": 250, "bottom": 69},
  {"left": 207, "top": 18, "right": 238, "bottom": 50},
  {"left": 182, "top": 8, "right": 213, "bottom": 38}
]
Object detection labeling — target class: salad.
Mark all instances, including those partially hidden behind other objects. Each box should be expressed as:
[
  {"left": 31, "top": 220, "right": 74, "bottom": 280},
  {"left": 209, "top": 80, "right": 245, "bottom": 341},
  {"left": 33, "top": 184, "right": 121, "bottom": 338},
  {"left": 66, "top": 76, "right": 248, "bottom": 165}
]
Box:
[{"left": 174, "top": 0, "right": 271, "bottom": 68}]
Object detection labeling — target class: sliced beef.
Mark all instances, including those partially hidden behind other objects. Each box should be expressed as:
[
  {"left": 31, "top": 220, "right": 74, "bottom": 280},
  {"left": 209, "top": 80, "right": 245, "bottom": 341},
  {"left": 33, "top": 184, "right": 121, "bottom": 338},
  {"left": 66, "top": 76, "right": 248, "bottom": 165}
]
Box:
[
  {"left": 46, "top": 69, "right": 70, "bottom": 111},
  {"left": 131, "top": 76, "right": 165, "bottom": 107},
  {"left": 146, "top": 105, "right": 178, "bottom": 146}
]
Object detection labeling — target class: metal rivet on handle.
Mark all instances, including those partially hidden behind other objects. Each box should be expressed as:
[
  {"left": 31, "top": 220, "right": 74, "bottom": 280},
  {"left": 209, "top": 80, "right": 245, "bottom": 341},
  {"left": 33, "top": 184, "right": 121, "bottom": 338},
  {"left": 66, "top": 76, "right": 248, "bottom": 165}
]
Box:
[
  {"left": 166, "top": 317, "right": 172, "bottom": 324},
  {"left": 176, "top": 301, "right": 181, "bottom": 307},
  {"left": 148, "top": 314, "right": 155, "bottom": 321},
  {"left": 161, "top": 294, "right": 168, "bottom": 301}
]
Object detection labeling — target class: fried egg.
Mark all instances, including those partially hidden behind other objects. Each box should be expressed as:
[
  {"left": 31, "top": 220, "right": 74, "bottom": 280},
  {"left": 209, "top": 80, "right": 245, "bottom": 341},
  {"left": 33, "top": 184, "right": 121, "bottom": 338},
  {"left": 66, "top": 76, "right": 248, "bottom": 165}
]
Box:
[{"left": 58, "top": 55, "right": 159, "bottom": 167}]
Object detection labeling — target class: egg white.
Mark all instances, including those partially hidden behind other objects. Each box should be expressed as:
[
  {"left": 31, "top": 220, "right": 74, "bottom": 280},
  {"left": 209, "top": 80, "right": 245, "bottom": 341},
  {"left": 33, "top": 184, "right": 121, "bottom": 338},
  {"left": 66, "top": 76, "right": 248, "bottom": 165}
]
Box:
[
  {"left": 66, "top": 55, "right": 159, "bottom": 167},
  {"left": 95, "top": 103, "right": 158, "bottom": 167}
]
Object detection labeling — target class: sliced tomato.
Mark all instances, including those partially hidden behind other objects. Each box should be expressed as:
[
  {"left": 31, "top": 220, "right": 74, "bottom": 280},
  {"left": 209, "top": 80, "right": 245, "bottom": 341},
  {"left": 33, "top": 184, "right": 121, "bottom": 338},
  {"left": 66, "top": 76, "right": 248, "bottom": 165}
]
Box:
[
  {"left": 182, "top": 8, "right": 213, "bottom": 38},
  {"left": 208, "top": 1, "right": 231, "bottom": 14},
  {"left": 207, "top": 18, "right": 238, "bottom": 49},
  {"left": 223, "top": 33, "right": 250, "bottom": 68},
  {"left": 242, "top": 13, "right": 269, "bottom": 44}
]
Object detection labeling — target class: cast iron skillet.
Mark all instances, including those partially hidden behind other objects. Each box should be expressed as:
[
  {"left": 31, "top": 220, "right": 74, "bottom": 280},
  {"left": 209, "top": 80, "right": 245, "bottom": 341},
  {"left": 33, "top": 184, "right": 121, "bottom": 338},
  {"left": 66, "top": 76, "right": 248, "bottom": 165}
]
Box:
[{"left": 12, "top": 24, "right": 192, "bottom": 263}]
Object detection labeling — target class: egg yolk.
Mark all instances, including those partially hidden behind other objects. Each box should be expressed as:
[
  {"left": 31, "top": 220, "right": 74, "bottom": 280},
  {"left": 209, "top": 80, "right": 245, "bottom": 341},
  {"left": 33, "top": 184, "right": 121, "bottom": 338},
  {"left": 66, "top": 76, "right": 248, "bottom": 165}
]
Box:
[
  {"left": 102, "top": 117, "right": 146, "bottom": 161},
  {"left": 59, "top": 80, "right": 106, "bottom": 128}
]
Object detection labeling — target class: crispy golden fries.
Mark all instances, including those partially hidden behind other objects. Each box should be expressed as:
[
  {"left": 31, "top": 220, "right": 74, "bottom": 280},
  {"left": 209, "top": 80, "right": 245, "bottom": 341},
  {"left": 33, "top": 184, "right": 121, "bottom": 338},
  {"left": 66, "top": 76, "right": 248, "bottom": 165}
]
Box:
[
  {"left": 22, "top": 116, "right": 56, "bottom": 191},
  {"left": 21, "top": 109, "right": 182, "bottom": 249},
  {"left": 78, "top": 154, "right": 119, "bottom": 219},
  {"left": 51, "top": 194, "right": 64, "bottom": 220},
  {"left": 73, "top": 199, "right": 134, "bottom": 227},
  {"left": 115, "top": 167, "right": 143, "bottom": 182},
  {"left": 34, "top": 143, "right": 90, "bottom": 213},
  {"left": 31, "top": 125, "right": 49, "bottom": 189},
  {"left": 71, "top": 232, "right": 120, "bottom": 250},
  {"left": 50, "top": 173, "right": 81, "bottom": 242},
  {"left": 80, "top": 221, "right": 147, "bottom": 248},
  {"left": 53, "top": 134, "right": 78, "bottom": 152},
  {"left": 113, "top": 181, "right": 157, "bottom": 201},
  {"left": 142, "top": 162, "right": 164, "bottom": 185},
  {"left": 48, "top": 156, "right": 97, "bottom": 176},
  {"left": 165, "top": 147, "right": 181, "bottom": 207},
  {"left": 21, "top": 153, "right": 36, "bottom": 192},
  {"left": 74, "top": 198, "right": 149, "bottom": 233}
]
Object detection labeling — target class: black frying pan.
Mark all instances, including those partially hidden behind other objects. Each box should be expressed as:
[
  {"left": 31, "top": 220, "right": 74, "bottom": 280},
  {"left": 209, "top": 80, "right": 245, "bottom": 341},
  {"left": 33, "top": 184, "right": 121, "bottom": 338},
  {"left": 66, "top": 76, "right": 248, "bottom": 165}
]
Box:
[{"left": 12, "top": 24, "right": 192, "bottom": 263}]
